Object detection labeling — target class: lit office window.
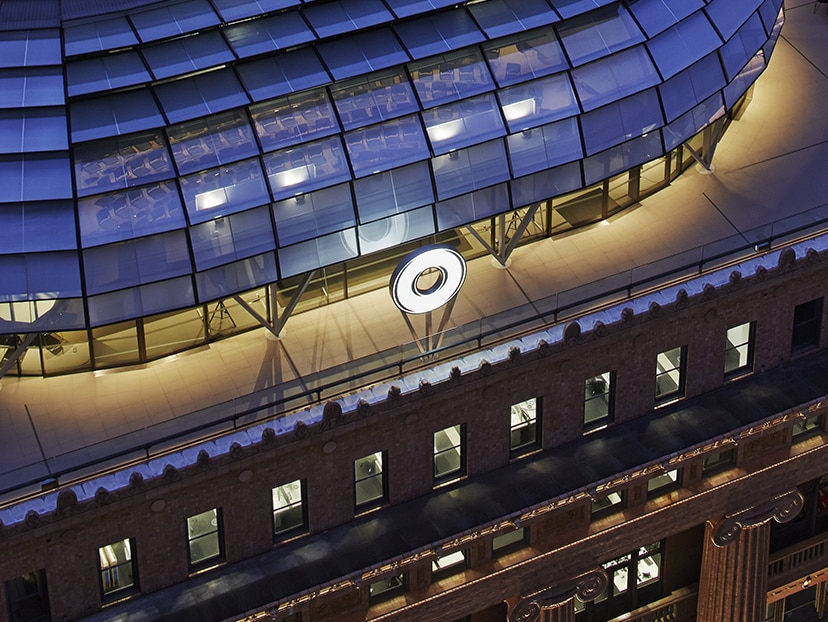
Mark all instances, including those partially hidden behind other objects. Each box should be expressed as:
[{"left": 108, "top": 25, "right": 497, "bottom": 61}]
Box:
[
  {"left": 647, "top": 469, "right": 681, "bottom": 497},
  {"left": 272, "top": 479, "right": 305, "bottom": 537},
  {"left": 98, "top": 538, "right": 137, "bottom": 600},
  {"left": 433, "top": 424, "right": 464, "bottom": 483},
  {"left": 368, "top": 573, "right": 405, "bottom": 602},
  {"left": 431, "top": 549, "right": 467, "bottom": 577},
  {"left": 592, "top": 491, "right": 624, "bottom": 516},
  {"left": 584, "top": 372, "right": 613, "bottom": 431},
  {"left": 492, "top": 527, "right": 527, "bottom": 555},
  {"left": 791, "top": 298, "right": 823, "bottom": 354},
  {"left": 792, "top": 413, "right": 826, "bottom": 440},
  {"left": 354, "top": 452, "right": 386, "bottom": 511},
  {"left": 187, "top": 508, "right": 223, "bottom": 569},
  {"left": 510, "top": 397, "right": 539, "bottom": 453},
  {"left": 725, "top": 322, "right": 754, "bottom": 376},
  {"left": 655, "top": 346, "right": 685, "bottom": 404}
]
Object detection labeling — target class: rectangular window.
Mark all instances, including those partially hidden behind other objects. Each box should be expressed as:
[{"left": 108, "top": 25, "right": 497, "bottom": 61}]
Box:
[
  {"left": 579, "top": 542, "right": 663, "bottom": 616},
  {"left": 187, "top": 508, "right": 223, "bottom": 570},
  {"left": 792, "top": 413, "right": 825, "bottom": 440},
  {"left": 792, "top": 298, "right": 823, "bottom": 354},
  {"left": 510, "top": 397, "right": 539, "bottom": 453},
  {"left": 5, "top": 569, "right": 51, "bottom": 622},
  {"left": 724, "top": 322, "right": 754, "bottom": 376},
  {"left": 584, "top": 372, "right": 614, "bottom": 431},
  {"left": 431, "top": 549, "right": 467, "bottom": 578},
  {"left": 98, "top": 538, "right": 137, "bottom": 601},
  {"left": 702, "top": 447, "right": 736, "bottom": 474},
  {"left": 434, "top": 424, "right": 464, "bottom": 484},
  {"left": 647, "top": 469, "right": 681, "bottom": 497},
  {"left": 355, "top": 452, "right": 386, "bottom": 511},
  {"left": 368, "top": 573, "right": 405, "bottom": 602},
  {"left": 272, "top": 479, "right": 305, "bottom": 537},
  {"left": 592, "top": 491, "right": 625, "bottom": 516},
  {"left": 655, "top": 346, "right": 685, "bottom": 404},
  {"left": 492, "top": 527, "right": 527, "bottom": 556}
]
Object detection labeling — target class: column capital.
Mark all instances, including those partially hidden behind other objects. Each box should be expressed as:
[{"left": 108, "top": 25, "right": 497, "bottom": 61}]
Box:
[
  {"left": 712, "top": 488, "right": 804, "bottom": 547},
  {"left": 510, "top": 568, "right": 608, "bottom": 622}
]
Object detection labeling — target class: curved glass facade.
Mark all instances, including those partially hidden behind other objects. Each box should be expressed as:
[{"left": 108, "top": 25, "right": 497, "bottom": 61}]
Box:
[{"left": 0, "top": 0, "right": 785, "bottom": 373}]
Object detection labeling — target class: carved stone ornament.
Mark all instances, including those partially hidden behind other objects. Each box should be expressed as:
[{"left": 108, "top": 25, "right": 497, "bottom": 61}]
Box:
[
  {"left": 712, "top": 489, "right": 805, "bottom": 546},
  {"left": 509, "top": 568, "right": 609, "bottom": 622}
]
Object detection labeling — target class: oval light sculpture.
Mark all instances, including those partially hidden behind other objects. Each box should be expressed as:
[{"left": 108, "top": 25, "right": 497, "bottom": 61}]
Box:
[{"left": 389, "top": 245, "right": 467, "bottom": 314}]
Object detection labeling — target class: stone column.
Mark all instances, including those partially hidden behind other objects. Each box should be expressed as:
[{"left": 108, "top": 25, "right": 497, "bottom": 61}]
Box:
[
  {"left": 510, "top": 568, "right": 607, "bottom": 622},
  {"left": 697, "top": 489, "right": 804, "bottom": 622}
]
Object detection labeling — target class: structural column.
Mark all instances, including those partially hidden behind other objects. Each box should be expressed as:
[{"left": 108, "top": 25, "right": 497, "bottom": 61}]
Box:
[
  {"left": 509, "top": 568, "right": 607, "bottom": 622},
  {"left": 696, "top": 489, "right": 804, "bottom": 622}
]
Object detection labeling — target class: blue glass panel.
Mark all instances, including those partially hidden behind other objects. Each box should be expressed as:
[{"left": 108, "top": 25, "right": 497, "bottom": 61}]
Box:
[
  {"left": 143, "top": 31, "right": 234, "bottom": 80},
  {"left": 549, "top": 0, "right": 613, "bottom": 19},
  {"left": 723, "top": 53, "right": 765, "bottom": 110},
  {"left": 277, "top": 229, "right": 358, "bottom": 278},
  {"left": 482, "top": 30, "right": 568, "bottom": 88},
  {"left": 410, "top": 49, "right": 495, "bottom": 108},
  {"left": 264, "top": 136, "right": 351, "bottom": 200},
  {"left": 78, "top": 181, "right": 186, "bottom": 247},
  {"left": 66, "top": 52, "right": 151, "bottom": 97},
  {"left": 581, "top": 89, "right": 663, "bottom": 156},
  {"left": 720, "top": 13, "right": 767, "bottom": 81},
  {"left": 24, "top": 252, "right": 82, "bottom": 298},
  {"left": 498, "top": 73, "right": 578, "bottom": 132},
  {"left": 0, "top": 201, "right": 75, "bottom": 253},
  {"left": 70, "top": 89, "right": 165, "bottom": 142},
  {"left": 423, "top": 94, "right": 506, "bottom": 156},
  {"left": 191, "top": 206, "right": 275, "bottom": 271},
  {"left": 87, "top": 289, "right": 140, "bottom": 326},
  {"left": 571, "top": 45, "right": 660, "bottom": 112},
  {"left": 224, "top": 12, "right": 314, "bottom": 58},
  {"left": 627, "top": 0, "right": 704, "bottom": 37},
  {"left": 510, "top": 161, "right": 582, "bottom": 207},
  {"left": 130, "top": 0, "right": 220, "bottom": 43},
  {"left": 507, "top": 117, "right": 582, "bottom": 176},
  {"left": 432, "top": 140, "right": 509, "bottom": 200},
  {"left": 0, "top": 108, "right": 67, "bottom": 152},
  {"left": 88, "top": 276, "right": 195, "bottom": 325},
  {"left": 272, "top": 183, "right": 356, "bottom": 246},
  {"left": 658, "top": 52, "right": 726, "bottom": 122},
  {"left": 237, "top": 48, "right": 329, "bottom": 101},
  {"left": 64, "top": 17, "right": 138, "bottom": 56},
  {"left": 195, "top": 253, "right": 278, "bottom": 303},
  {"left": 331, "top": 68, "right": 418, "bottom": 130},
  {"left": 0, "top": 30, "right": 61, "bottom": 67},
  {"left": 383, "top": 0, "right": 457, "bottom": 19},
  {"left": 705, "top": 0, "right": 762, "bottom": 41},
  {"left": 647, "top": 12, "right": 721, "bottom": 81},
  {"left": 250, "top": 89, "right": 338, "bottom": 152},
  {"left": 353, "top": 206, "right": 434, "bottom": 255},
  {"left": 557, "top": 4, "right": 644, "bottom": 67},
  {"left": 435, "top": 184, "right": 509, "bottom": 231},
  {"left": 346, "top": 115, "right": 429, "bottom": 177},
  {"left": 305, "top": 0, "right": 392, "bottom": 37},
  {"left": 0, "top": 68, "right": 63, "bottom": 108},
  {"left": 140, "top": 277, "right": 195, "bottom": 316},
  {"left": 395, "top": 11, "right": 484, "bottom": 60},
  {"left": 582, "top": 132, "right": 663, "bottom": 185},
  {"left": 155, "top": 69, "right": 249, "bottom": 124},
  {"left": 0, "top": 154, "right": 72, "bottom": 202},
  {"left": 758, "top": 0, "right": 782, "bottom": 34},
  {"left": 179, "top": 158, "right": 270, "bottom": 224},
  {"left": 663, "top": 92, "right": 725, "bottom": 151},
  {"left": 468, "top": 0, "right": 559, "bottom": 39},
  {"left": 213, "top": 0, "right": 299, "bottom": 22},
  {"left": 74, "top": 132, "right": 173, "bottom": 197},
  {"left": 317, "top": 28, "right": 408, "bottom": 80},
  {"left": 353, "top": 161, "right": 434, "bottom": 223},
  {"left": 168, "top": 109, "right": 259, "bottom": 175}
]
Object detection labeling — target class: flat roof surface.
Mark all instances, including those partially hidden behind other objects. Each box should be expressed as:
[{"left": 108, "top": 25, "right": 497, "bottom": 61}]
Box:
[{"left": 0, "top": 0, "right": 826, "bottom": 498}]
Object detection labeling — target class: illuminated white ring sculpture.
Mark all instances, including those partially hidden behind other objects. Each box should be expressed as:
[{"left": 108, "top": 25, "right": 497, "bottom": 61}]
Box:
[{"left": 390, "top": 246, "right": 467, "bottom": 314}]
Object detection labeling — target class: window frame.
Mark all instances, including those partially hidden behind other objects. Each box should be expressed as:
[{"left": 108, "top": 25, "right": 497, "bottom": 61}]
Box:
[
  {"left": 492, "top": 527, "right": 528, "bottom": 557},
  {"left": 186, "top": 508, "right": 224, "bottom": 571},
  {"left": 272, "top": 479, "right": 306, "bottom": 539},
  {"left": 354, "top": 451, "right": 387, "bottom": 513},
  {"left": 584, "top": 371, "right": 615, "bottom": 432},
  {"left": 98, "top": 537, "right": 139, "bottom": 603},
  {"left": 368, "top": 572, "right": 406, "bottom": 603},
  {"left": 431, "top": 548, "right": 468, "bottom": 579},
  {"left": 702, "top": 447, "right": 736, "bottom": 475},
  {"left": 646, "top": 468, "right": 682, "bottom": 498},
  {"left": 591, "top": 490, "right": 625, "bottom": 518},
  {"left": 791, "top": 298, "right": 824, "bottom": 354},
  {"left": 655, "top": 346, "right": 686, "bottom": 405},
  {"left": 510, "top": 397, "right": 540, "bottom": 455},
  {"left": 433, "top": 423, "right": 465, "bottom": 485},
  {"left": 724, "top": 321, "right": 755, "bottom": 377}
]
